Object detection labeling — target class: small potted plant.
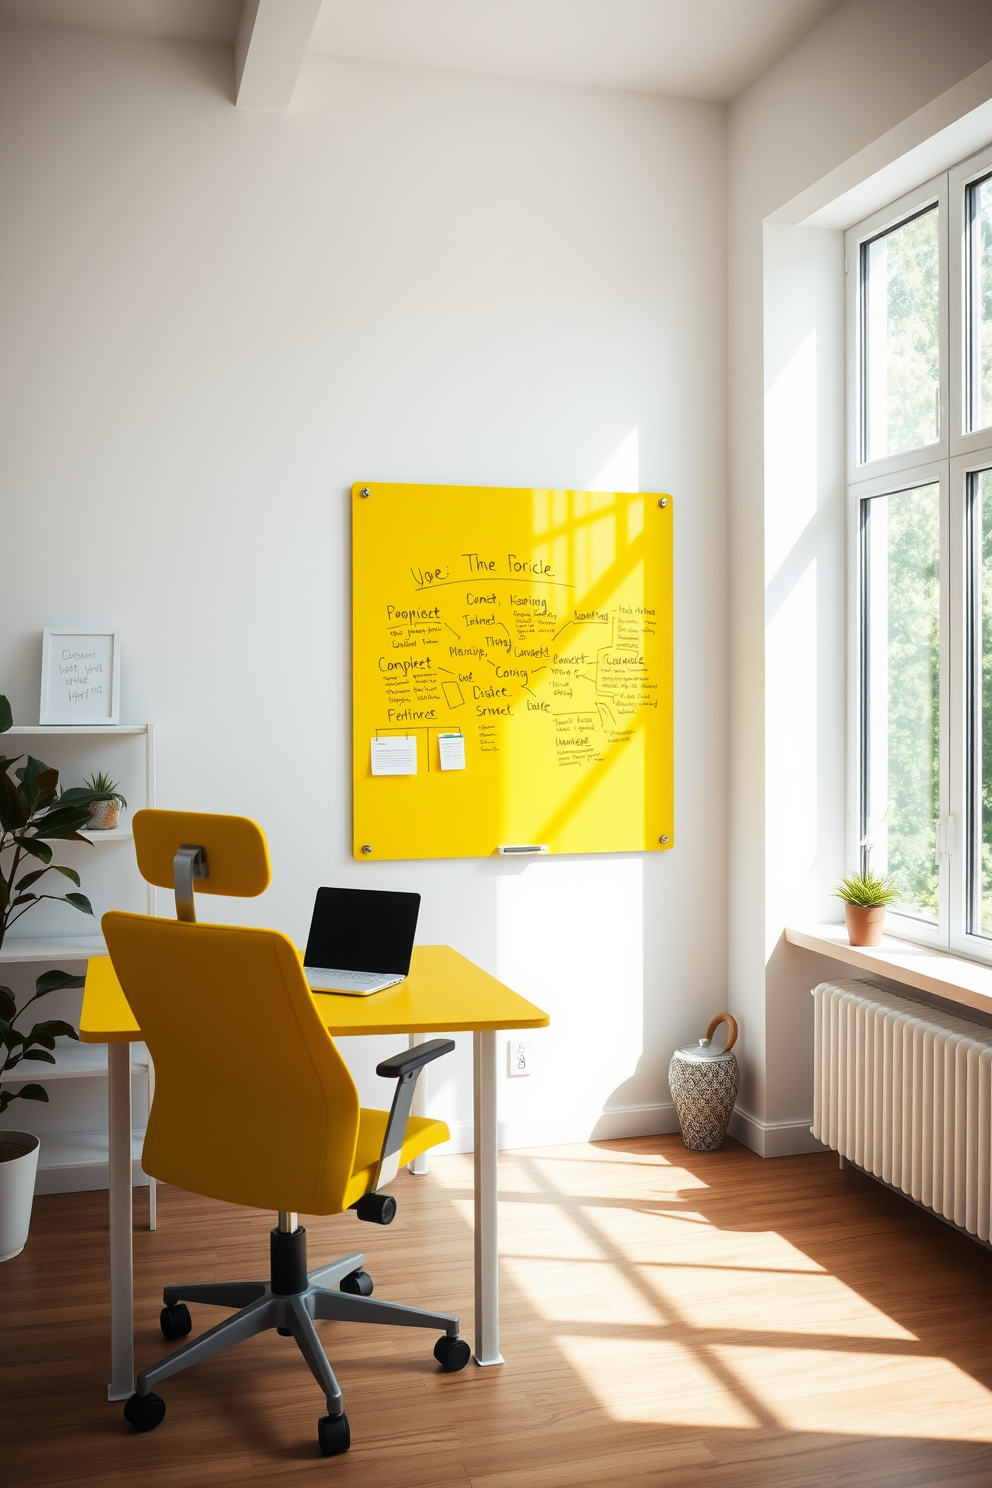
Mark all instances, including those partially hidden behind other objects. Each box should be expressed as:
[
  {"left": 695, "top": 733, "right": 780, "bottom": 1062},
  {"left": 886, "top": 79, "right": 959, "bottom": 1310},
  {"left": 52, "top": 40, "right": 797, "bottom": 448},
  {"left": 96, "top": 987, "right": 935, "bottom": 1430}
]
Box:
[
  {"left": 833, "top": 868, "right": 900, "bottom": 947},
  {"left": 76, "top": 772, "right": 127, "bottom": 831}
]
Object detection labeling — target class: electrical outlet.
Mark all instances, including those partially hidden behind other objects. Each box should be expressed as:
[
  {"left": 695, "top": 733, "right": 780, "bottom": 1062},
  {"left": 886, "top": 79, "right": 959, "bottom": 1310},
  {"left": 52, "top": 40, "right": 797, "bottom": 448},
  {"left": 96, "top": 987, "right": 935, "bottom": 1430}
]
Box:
[{"left": 507, "top": 1040, "right": 530, "bottom": 1077}]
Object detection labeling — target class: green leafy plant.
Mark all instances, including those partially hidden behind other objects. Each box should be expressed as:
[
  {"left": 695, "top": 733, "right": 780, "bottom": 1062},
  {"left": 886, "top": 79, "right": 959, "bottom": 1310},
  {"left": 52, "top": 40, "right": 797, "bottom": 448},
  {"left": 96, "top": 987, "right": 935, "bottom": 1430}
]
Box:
[
  {"left": 0, "top": 694, "right": 102, "bottom": 952},
  {"left": 832, "top": 869, "right": 901, "bottom": 907},
  {"left": 0, "top": 695, "right": 106, "bottom": 1126},
  {"left": 0, "top": 969, "right": 84, "bottom": 1116},
  {"left": 75, "top": 772, "right": 127, "bottom": 809}
]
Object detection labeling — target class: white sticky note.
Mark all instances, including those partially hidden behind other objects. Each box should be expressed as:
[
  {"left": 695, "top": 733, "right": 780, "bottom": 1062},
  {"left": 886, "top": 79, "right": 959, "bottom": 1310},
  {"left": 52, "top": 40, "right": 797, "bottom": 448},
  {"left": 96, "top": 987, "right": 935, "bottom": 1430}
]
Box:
[
  {"left": 371, "top": 736, "right": 417, "bottom": 776},
  {"left": 438, "top": 733, "right": 466, "bottom": 771}
]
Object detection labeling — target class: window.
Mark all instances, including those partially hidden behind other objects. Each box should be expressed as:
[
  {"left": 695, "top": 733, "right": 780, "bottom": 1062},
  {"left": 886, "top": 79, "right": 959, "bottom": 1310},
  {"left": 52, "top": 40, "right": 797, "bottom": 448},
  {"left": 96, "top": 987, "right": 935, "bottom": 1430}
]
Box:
[
  {"left": 860, "top": 480, "right": 941, "bottom": 921},
  {"left": 966, "top": 172, "right": 992, "bottom": 433},
  {"left": 848, "top": 146, "right": 992, "bottom": 957},
  {"left": 861, "top": 205, "right": 940, "bottom": 462}
]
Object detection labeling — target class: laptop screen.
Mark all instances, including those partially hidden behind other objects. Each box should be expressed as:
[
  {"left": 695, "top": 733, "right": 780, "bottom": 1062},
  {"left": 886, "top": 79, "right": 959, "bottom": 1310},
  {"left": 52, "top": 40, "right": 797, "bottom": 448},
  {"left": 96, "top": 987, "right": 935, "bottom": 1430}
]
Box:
[{"left": 304, "top": 886, "right": 421, "bottom": 976}]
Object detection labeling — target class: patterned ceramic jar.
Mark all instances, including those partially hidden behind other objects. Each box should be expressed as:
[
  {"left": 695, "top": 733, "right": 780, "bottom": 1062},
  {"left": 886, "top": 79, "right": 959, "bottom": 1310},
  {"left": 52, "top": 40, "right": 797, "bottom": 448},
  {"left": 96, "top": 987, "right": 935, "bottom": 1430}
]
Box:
[{"left": 668, "top": 1014, "right": 739, "bottom": 1152}]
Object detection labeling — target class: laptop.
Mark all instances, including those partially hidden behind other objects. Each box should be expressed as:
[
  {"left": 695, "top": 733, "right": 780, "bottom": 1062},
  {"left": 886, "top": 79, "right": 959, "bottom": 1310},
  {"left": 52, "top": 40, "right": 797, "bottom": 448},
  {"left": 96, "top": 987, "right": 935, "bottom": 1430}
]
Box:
[{"left": 303, "top": 886, "right": 421, "bottom": 995}]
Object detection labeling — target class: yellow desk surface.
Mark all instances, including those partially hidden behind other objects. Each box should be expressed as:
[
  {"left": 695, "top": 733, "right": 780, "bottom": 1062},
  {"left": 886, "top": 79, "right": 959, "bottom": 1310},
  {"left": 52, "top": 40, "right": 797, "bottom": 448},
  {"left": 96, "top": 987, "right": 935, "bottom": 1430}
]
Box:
[{"left": 81, "top": 943, "right": 549, "bottom": 1042}]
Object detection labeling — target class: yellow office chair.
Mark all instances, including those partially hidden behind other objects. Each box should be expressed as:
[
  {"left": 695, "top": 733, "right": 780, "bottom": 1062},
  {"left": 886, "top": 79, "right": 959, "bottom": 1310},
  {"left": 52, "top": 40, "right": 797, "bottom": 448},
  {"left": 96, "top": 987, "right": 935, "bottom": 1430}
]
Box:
[{"left": 105, "top": 809, "right": 467, "bottom": 1458}]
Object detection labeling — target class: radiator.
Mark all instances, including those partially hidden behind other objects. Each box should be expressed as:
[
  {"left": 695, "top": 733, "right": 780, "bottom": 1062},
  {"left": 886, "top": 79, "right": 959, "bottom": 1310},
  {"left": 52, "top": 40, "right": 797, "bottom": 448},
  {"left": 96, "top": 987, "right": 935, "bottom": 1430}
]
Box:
[{"left": 812, "top": 979, "right": 992, "bottom": 1242}]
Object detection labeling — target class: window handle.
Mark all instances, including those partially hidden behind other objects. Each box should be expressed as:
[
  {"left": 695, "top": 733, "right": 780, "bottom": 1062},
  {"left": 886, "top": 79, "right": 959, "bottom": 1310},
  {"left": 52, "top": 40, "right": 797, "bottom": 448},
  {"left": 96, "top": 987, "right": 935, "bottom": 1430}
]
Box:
[{"left": 935, "top": 816, "right": 955, "bottom": 866}]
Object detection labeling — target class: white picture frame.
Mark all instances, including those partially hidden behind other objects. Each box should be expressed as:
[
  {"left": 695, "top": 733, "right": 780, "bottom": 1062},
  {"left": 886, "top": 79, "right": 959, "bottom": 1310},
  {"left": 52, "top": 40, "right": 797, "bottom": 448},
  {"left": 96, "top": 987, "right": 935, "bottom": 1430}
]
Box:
[{"left": 40, "top": 629, "right": 121, "bottom": 725}]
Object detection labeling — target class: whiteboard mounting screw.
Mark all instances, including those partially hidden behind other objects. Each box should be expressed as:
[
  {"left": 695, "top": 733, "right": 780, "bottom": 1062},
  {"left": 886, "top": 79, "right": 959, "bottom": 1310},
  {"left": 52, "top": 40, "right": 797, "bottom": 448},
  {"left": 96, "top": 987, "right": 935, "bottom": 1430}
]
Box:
[
  {"left": 359, "top": 487, "right": 371, "bottom": 499},
  {"left": 660, "top": 834, "right": 669, "bottom": 843},
  {"left": 659, "top": 498, "right": 668, "bottom": 508},
  {"left": 361, "top": 844, "right": 372, "bottom": 854}
]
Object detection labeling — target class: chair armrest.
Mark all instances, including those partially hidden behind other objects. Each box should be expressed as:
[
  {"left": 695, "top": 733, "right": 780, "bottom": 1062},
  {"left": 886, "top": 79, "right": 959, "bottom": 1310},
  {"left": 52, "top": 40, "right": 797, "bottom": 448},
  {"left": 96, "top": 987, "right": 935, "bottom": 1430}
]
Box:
[
  {"left": 371, "top": 1039, "right": 455, "bottom": 1193},
  {"left": 375, "top": 1038, "right": 455, "bottom": 1081}
]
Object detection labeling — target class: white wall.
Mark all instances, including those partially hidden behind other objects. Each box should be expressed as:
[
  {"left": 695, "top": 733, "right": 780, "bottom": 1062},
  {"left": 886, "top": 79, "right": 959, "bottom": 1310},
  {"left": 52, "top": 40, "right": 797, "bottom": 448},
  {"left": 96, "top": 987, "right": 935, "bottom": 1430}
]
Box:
[
  {"left": 0, "top": 22, "right": 728, "bottom": 1154},
  {"left": 727, "top": 0, "right": 992, "bottom": 1153}
]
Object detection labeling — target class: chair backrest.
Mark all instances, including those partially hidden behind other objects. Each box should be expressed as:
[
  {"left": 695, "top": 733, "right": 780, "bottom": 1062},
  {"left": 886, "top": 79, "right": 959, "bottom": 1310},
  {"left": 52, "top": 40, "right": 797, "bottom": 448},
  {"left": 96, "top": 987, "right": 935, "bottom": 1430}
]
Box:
[
  {"left": 105, "top": 811, "right": 360, "bottom": 1214},
  {"left": 103, "top": 914, "right": 362, "bottom": 1214},
  {"left": 132, "top": 809, "right": 271, "bottom": 902}
]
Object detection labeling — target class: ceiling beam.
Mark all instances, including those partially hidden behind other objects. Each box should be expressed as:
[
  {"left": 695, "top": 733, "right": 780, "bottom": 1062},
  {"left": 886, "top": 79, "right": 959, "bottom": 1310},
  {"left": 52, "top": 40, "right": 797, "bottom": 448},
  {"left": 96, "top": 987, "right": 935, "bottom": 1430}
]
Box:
[{"left": 234, "top": 0, "right": 322, "bottom": 111}]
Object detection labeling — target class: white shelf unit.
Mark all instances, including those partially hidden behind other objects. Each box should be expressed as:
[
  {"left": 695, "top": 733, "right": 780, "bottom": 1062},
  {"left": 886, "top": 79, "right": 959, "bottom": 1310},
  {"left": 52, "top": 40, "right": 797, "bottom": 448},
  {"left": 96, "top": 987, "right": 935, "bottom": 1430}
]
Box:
[
  {"left": 3, "top": 1039, "right": 151, "bottom": 1194},
  {"left": 1, "top": 724, "right": 155, "bottom": 1198},
  {"left": 0, "top": 934, "right": 107, "bottom": 963},
  {"left": 4, "top": 724, "right": 148, "bottom": 735},
  {"left": 2, "top": 1037, "right": 149, "bottom": 1081},
  {"left": 32, "top": 1130, "right": 149, "bottom": 1196}
]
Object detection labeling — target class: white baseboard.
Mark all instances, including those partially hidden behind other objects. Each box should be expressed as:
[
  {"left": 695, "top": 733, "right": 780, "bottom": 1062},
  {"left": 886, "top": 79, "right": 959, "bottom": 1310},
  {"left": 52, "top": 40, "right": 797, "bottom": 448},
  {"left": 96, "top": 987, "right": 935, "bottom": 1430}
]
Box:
[
  {"left": 433, "top": 1103, "right": 824, "bottom": 1158},
  {"left": 34, "top": 1108, "right": 817, "bottom": 1190},
  {"left": 35, "top": 1159, "right": 150, "bottom": 1196},
  {"left": 590, "top": 1102, "right": 682, "bottom": 1141},
  {"left": 430, "top": 1101, "right": 680, "bottom": 1156},
  {"left": 728, "top": 1107, "right": 822, "bottom": 1158}
]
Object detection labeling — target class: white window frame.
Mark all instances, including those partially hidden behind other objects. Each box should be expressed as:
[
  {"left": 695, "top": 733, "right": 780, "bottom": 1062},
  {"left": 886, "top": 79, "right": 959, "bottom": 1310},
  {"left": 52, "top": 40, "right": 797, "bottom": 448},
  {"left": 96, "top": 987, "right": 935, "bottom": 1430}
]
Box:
[
  {"left": 846, "top": 462, "right": 949, "bottom": 948},
  {"left": 847, "top": 146, "right": 992, "bottom": 961},
  {"left": 950, "top": 142, "right": 992, "bottom": 456},
  {"left": 949, "top": 451, "right": 992, "bottom": 957},
  {"left": 846, "top": 175, "right": 948, "bottom": 488}
]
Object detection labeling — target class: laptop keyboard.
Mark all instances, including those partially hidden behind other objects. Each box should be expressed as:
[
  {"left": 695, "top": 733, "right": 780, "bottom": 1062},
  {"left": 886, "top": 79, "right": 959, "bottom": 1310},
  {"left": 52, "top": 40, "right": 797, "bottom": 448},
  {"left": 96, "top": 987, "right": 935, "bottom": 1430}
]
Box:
[{"left": 305, "top": 967, "right": 396, "bottom": 989}]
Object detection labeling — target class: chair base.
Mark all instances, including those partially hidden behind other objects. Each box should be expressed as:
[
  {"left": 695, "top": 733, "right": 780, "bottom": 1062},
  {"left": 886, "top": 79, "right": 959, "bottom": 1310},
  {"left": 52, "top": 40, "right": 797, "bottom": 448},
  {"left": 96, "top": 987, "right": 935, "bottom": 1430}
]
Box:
[{"left": 131, "top": 1228, "right": 462, "bottom": 1429}]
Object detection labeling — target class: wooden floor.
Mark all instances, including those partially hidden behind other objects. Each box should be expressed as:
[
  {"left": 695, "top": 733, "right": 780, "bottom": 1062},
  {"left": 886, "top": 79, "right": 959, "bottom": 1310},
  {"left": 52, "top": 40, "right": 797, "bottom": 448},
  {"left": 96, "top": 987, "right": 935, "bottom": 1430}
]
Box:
[{"left": 5, "top": 1136, "right": 992, "bottom": 1487}]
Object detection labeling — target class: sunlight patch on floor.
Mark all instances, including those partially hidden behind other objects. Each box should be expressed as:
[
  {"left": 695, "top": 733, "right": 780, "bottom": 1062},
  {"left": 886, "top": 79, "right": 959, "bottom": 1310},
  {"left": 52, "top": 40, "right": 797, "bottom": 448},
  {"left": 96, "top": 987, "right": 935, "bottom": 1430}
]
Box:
[
  {"left": 430, "top": 1146, "right": 992, "bottom": 1443},
  {"left": 714, "top": 1345, "right": 992, "bottom": 1440},
  {"left": 643, "top": 1265, "right": 917, "bottom": 1340},
  {"left": 497, "top": 1199, "right": 626, "bottom": 1263},
  {"left": 500, "top": 1148, "right": 710, "bottom": 1199},
  {"left": 555, "top": 1335, "right": 761, "bottom": 1428},
  {"left": 505, "top": 1255, "right": 663, "bottom": 1324},
  {"left": 590, "top": 1200, "right": 826, "bottom": 1272}
]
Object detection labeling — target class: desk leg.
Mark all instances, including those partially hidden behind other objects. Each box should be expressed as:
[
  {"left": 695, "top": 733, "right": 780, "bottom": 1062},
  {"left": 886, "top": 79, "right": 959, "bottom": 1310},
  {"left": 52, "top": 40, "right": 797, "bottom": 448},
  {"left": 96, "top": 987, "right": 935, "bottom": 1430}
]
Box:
[
  {"left": 409, "top": 1033, "right": 429, "bottom": 1176},
  {"left": 107, "top": 1041, "right": 134, "bottom": 1402},
  {"left": 146, "top": 1053, "right": 157, "bottom": 1230},
  {"left": 473, "top": 1029, "right": 503, "bottom": 1366}
]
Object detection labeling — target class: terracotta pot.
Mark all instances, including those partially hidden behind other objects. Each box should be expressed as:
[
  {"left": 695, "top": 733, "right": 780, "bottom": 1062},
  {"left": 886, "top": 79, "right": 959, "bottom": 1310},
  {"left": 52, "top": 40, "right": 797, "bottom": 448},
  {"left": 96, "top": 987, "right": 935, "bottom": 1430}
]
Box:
[
  {"left": 87, "top": 799, "right": 120, "bottom": 830},
  {"left": 844, "top": 902, "right": 887, "bottom": 946}
]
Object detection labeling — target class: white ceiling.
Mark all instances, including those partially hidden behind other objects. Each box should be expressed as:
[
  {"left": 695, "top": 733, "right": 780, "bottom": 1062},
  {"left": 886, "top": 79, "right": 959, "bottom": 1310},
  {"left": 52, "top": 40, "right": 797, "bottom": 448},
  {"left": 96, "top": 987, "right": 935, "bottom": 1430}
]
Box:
[
  {"left": 0, "top": 0, "right": 841, "bottom": 103},
  {"left": 0, "top": 0, "right": 241, "bottom": 46},
  {"left": 308, "top": 0, "right": 840, "bottom": 103}
]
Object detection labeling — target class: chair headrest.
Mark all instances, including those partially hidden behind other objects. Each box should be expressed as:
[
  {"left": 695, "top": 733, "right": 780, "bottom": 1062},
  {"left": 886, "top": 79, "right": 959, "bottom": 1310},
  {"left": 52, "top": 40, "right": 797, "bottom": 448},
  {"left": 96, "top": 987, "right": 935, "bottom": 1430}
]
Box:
[{"left": 132, "top": 810, "right": 271, "bottom": 899}]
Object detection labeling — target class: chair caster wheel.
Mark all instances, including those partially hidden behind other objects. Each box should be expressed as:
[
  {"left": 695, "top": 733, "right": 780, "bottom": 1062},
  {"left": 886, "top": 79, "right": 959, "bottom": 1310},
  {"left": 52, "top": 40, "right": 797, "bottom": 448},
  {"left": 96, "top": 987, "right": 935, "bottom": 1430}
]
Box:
[
  {"left": 160, "top": 1303, "right": 192, "bottom": 1340},
  {"left": 277, "top": 1326, "right": 292, "bottom": 1336},
  {"left": 123, "top": 1392, "right": 166, "bottom": 1432},
  {"left": 318, "top": 1411, "right": 351, "bottom": 1456},
  {"left": 434, "top": 1335, "right": 471, "bottom": 1372},
  {"left": 355, "top": 1191, "right": 396, "bottom": 1225},
  {"left": 340, "top": 1269, "right": 373, "bottom": 1296}
]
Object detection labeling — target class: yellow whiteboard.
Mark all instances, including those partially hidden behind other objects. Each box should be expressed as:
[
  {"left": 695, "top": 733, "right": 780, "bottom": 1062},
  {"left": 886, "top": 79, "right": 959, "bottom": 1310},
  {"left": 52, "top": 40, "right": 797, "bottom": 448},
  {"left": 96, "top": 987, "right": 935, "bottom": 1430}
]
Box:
[{"left": 352, "top": 482, "right": 673, "bottom": 860}]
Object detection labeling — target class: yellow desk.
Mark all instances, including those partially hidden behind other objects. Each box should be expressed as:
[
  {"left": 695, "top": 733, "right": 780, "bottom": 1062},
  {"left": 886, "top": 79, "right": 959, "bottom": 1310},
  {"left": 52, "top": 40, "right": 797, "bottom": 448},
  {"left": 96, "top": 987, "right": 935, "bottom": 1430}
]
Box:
[{"left": 82, "top": 945, "right": 549, "bottom": 1401}]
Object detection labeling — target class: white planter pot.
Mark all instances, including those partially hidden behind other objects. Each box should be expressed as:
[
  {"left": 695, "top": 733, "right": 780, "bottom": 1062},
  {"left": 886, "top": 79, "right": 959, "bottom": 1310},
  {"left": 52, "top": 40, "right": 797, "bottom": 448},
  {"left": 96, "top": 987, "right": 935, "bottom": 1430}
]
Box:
[{"left": 0, "top": 1130, "right": 40, "bottom": 1262}]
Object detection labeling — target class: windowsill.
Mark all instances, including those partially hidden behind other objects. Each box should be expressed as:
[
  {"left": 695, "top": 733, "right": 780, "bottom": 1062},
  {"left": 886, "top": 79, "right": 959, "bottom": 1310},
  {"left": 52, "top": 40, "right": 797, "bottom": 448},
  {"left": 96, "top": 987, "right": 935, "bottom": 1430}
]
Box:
[{"left": 784, "top": 923, "right": 992, "bottom": 1016}]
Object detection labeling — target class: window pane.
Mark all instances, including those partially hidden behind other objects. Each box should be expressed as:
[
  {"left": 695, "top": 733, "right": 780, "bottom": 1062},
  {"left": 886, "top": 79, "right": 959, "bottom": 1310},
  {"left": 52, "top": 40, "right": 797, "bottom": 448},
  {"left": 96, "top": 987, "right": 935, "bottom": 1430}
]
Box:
[
  {"left": 862, "top": 207, "right": 940, "bottom": 462},
  {"left": 967, "top": 174, "right": 992, "bottom": 432},
  {"left": 862, "top": 484, "right": 940, "bottom": 921},
  {"left": 969, "top": 470, "right": 992, "bottom": 935}
]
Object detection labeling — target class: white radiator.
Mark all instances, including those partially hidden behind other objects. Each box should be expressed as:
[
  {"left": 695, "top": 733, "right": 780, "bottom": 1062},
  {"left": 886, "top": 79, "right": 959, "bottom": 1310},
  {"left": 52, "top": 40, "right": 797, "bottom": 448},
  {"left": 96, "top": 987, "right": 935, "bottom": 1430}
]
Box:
[{"left": 812, "top": 979, "right": 992, "bottom": 1241}]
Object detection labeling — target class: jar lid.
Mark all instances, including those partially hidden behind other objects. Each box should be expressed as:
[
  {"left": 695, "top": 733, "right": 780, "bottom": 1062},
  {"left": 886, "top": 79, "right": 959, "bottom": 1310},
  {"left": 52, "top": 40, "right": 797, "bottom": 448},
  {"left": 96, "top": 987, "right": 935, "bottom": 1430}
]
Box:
[{"left": 675, "top": 1037, "right": 737, "bottom": 1063}]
